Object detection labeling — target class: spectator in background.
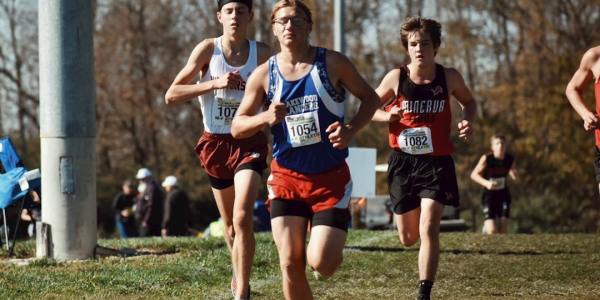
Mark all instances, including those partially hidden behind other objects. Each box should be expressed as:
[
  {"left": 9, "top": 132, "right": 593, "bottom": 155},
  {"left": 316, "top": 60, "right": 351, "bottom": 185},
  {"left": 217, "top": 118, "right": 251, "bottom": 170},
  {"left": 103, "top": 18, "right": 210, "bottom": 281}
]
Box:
[
  {"left": 21, "top": 190, "right": 41, "bottom": 238},
  {"left": 252, "top": 199, "right": 270, "bottom": 232},
  {"left": 112, "top": 180, "right": 138, "bottom": 238},
  {"left": 161, "top": 175, "right": 191, "bottom": 237},
  {"left": 350, "top": 197, "right": 367, "bottom": 229},
  {"left": 470, "top": 135, "right": 518, "bottom": 234},
  {"left": 135, "top": 168, "right": 164, "bottom": 237}
]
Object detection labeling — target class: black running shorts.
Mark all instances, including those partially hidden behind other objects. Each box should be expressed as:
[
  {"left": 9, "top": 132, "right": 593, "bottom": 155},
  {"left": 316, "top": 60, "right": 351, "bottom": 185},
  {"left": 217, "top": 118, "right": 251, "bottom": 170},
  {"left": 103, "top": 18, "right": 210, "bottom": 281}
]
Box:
[
  {"left": 594, "top": 147, "right": 600, "bottom": 182},
  {"left": 387, "top": 150, "right": 459, "bottom": 214},
  {"left": 481, "top": 189, "right": 511, "bottom": 219},
  {"left": 270, "top": 199, "right": 350, "bottom": 232}
]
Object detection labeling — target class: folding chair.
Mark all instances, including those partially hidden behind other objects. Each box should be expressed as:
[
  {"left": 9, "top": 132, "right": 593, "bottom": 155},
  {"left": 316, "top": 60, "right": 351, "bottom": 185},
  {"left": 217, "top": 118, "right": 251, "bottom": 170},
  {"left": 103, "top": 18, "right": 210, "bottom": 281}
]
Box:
[{"left": 0, "top": 137, "right": 41, "bottom": 255}]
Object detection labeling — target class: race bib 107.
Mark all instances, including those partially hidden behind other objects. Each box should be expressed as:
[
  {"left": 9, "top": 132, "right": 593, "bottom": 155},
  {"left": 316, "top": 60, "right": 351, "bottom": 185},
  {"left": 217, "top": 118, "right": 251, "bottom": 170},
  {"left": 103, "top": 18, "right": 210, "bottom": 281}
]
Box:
[{"left": 212, "top": 97, "right": 240, "bottom": 126}]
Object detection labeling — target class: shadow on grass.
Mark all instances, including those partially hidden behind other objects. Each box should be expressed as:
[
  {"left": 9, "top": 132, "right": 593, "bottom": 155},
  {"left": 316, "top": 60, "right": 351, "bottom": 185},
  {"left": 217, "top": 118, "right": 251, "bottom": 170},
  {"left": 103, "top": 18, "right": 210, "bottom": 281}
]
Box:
[
  {"left": 344, "top": 245, "right": 417, "bottom": 252},
  {"left": 94, "top": 245, "right": 177, "bottom": 258},
  {"left": 344, "top": 246, "right": 583, "bottom": 256},
  {"left": 442, "top": 249, "right": 584, "bottom": 255}
]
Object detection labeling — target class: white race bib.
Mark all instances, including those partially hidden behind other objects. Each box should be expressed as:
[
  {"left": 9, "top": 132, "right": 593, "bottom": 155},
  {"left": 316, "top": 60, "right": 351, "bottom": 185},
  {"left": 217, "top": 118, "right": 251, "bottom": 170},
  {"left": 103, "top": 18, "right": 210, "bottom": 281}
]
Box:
[
  {"left": 398, "top": 127, "right": 433, "bottom": 155},
  {"left": 489, "top": 177, "right": 506, "bottom": 190},
  {"left": 212, "top": 97, "right": 240, "bottom": 126},
  {"left": 285, "top": 111, "right": 321, "bottom": 148}
]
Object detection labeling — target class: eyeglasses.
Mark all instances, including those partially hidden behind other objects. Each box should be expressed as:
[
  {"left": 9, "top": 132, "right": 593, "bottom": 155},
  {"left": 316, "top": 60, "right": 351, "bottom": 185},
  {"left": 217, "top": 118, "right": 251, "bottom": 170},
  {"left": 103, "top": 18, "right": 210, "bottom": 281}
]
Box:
[{"left": 272, "top": 16, "right": 308, "bottom": 27}]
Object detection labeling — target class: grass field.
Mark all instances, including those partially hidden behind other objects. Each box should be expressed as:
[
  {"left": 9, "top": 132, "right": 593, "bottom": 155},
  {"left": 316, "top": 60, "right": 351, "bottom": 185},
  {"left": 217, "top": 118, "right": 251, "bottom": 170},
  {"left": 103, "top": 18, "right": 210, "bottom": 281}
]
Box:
[{"left": 0, "top": 231, "right": 599, "bottom": 299}]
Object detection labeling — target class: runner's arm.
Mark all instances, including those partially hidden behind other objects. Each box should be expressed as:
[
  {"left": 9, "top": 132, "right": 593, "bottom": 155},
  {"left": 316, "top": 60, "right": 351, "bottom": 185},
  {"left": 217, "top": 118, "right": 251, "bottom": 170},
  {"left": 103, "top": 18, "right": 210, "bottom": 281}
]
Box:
[
  {"left": 326, "top": 51, "right": 379, "bottom": 148},
  {"left": 448, "top": 68, "right": 476, "bottom": 140},
  {"left": 231, "top": 63, "right": 286, "bottom": 138},
  {"left": 165, "top": 39, "right": 241, "bottom": 105},
  {"left": 565, "top": 49, "right": 600, "bottom": 130},
  {"left": 509, "top": 160, "right": 518, "bottom": 182},
  {"left": 373, "top": 69, "right": 402, "bottom": 122},
  {"left": 470, "top": 154, "right": 492, "bottom": 189}
]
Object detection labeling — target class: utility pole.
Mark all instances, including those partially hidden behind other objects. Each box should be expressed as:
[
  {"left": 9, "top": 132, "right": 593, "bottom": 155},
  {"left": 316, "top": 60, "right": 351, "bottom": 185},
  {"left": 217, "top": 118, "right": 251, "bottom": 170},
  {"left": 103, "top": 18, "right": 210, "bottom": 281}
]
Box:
[
  {"left": 38, "top": 0, "right": 97, "bottom": 260},
  {"left": 334, "top": 0, "right": 346, "bottom": 55},
  {"left": 334, "top": 0, "right": 353, "bottom": 123}
]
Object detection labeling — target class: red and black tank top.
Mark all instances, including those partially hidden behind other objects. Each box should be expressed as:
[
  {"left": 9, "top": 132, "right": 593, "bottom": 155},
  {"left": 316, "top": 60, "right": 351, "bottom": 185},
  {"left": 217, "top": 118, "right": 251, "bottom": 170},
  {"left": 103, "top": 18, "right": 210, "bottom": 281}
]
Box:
[
  {"left": 594, "top": 81, "right": 600, "bottom": 147},
  {"left": 387, "top": 64, "right": 453, "bottom": 156},
  {"left": 483, "top": 153, "right": 514, "bottom": 179}
]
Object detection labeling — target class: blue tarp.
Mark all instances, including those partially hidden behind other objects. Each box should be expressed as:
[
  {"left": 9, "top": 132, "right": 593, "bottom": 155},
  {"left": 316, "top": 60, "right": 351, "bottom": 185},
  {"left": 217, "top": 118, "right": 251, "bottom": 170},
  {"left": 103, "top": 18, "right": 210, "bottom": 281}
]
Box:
[
  {"left": 0, "top": 137, "right": 24, "bottom": 171},
  {"left": 0, "top": 167, "right": 26, "bottom": 209},
  {"left": 0, "top": 137, "right": 38, "bottom": 209}
]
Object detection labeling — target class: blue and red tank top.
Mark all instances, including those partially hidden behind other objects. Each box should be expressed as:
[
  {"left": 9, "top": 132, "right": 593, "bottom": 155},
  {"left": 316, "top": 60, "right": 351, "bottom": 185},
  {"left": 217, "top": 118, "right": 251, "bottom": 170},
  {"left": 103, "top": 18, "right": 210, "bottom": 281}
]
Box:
[
  {"left": 267, "top": 47, "right": 347, "bottom": 174},
  {"left": 386, "top": 64, "right": 454, "bottom": 156}
]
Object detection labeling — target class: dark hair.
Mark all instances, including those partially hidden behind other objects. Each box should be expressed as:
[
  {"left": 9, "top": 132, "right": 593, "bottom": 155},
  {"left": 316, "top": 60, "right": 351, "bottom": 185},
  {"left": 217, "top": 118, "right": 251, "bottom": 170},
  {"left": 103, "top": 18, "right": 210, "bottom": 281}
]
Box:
[
  {"left": 400, "top": 16, "right": 442, "bottom": 50},
  {"left": 271, "top": 0, "right": 313, "bottom": 24},
  {"left": 217, "top": 0, "right": 252, "bottom": 11},
  {"left": 491, "top": 134, "right": 506, "bottom": 142}
]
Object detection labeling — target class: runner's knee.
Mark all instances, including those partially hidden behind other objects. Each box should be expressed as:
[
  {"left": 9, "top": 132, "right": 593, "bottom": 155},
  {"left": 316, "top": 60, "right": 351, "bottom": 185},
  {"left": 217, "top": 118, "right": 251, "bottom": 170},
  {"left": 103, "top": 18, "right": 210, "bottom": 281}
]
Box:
[
  {"left": 308, "top": 256, "right": 341, "bottom": 277},
  {"left": 279, "top": 255, "right": 306, "bottom": 278},
  {"left": 398, "top": 231, "right": 419, "bottom": 246},
  {"left": 419, "top": 220, "right": 440, "bottom": 240},
  {"left": 232, "top": 210, "right": 252, "bottom": 233}
]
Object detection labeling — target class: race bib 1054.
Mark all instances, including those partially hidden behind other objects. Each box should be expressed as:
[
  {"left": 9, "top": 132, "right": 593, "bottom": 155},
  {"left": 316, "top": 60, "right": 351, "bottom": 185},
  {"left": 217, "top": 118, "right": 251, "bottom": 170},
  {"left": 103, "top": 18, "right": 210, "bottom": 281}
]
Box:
[{"left": 285, "top": 111, "right": 321, "bottom": 148}]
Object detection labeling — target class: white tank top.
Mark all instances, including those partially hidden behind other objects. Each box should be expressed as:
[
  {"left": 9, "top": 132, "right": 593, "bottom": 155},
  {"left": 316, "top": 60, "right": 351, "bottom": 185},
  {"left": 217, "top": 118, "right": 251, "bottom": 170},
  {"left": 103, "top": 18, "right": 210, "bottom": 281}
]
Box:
[{"left": 198, "top": 36, "right": 257, "bottom": 134}]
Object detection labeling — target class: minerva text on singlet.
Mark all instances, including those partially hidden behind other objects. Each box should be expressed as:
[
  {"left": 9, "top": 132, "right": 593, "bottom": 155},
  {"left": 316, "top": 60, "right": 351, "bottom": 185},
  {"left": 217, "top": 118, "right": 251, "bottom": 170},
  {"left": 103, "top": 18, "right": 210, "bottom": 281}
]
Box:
[{"left": 401, "top": 99, "right": 445, "bottom": 114}]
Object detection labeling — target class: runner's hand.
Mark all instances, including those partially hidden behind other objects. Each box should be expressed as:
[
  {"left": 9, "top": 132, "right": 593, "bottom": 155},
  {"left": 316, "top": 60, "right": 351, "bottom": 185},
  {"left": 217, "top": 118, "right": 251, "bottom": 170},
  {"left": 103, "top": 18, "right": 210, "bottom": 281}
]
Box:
[
  {"left": 388, "top": 106, "right": 402, "bottom": 122},
  {"left": 326, "top": 121, "right": 352, "bottom": 149},
  {"left": 582, "top": 111, "right": 599, "bottom": 131},
  {"left": 457, "top": 119, "right": 472, "bottom": 141},
  {"left": 265, "top": 102, "right": 287, "bottom": 126},
  {"left": 214, "top": 72, "right": 243, "bottom": 89},
  {"left": 486, "top": 180, "right": 498, "bottom": 190}
]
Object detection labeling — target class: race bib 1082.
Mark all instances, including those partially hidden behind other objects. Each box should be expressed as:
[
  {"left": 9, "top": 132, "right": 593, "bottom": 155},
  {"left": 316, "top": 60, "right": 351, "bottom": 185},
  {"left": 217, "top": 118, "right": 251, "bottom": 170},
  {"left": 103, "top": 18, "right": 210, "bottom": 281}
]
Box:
[{"left": 398, "top": 127, "right": 434, "bottom": 155}]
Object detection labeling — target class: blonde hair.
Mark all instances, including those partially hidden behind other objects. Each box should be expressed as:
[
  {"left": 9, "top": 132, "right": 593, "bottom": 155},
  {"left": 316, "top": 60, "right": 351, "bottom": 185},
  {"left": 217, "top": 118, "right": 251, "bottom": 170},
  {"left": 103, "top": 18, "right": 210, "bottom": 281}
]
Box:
[{"left": 271, "top": 0, "right": 313, "bottom": 24}]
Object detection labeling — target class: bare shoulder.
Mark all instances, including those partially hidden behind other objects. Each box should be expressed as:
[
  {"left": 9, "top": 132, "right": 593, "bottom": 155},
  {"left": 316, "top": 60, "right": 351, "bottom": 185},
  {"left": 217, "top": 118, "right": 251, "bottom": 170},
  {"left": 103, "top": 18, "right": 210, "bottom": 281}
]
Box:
[
  {"left": 196, "top": 38, "right": 215, "bottom": 53},
  {"left": 189, "top": 38, "right": 215, "bottom": 62},
  {"left": 325, "top": 49, "right": 351, "bottom": 66},
  {"left": 248, "top": 61, "right": 270, "bottom": 89},
  {"left": 443, "top": 66, "right": 466, "bottom": 89},
  {"left": 252, "top": 60, "right": 270, "bottom": 77},
  {"left": 586, "top": 46, "right": 600, "bottom": 58},
  {"left": 443, "top": 66, "right": 463, "bottom": 81},
  {"left": 379, "top": 68, "right": 401, "bottom": 89},
  {"left": 581, "top": 46, "right": 600, "bottom": 66},
  {"left": 384, "top": 68, "right": 402, "bottom": 81}
]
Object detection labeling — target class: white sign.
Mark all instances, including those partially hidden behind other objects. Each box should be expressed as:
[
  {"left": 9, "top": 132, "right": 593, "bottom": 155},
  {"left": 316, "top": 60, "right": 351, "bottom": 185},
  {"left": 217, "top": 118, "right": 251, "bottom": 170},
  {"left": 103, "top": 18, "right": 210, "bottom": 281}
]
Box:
[{"left": 346, "top": 147, "right": 376, "bottom": 198}]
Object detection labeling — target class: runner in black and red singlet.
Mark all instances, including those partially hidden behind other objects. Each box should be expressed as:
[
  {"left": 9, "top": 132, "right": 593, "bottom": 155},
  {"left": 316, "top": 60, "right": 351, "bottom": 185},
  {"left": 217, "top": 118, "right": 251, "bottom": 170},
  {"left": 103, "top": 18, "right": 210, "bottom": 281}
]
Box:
[
  {"left": 372, "top": 16, "right": 477, "bottom": 300},
  {"left": 471, "top": 134, "right": 518, "bottom": 234}
]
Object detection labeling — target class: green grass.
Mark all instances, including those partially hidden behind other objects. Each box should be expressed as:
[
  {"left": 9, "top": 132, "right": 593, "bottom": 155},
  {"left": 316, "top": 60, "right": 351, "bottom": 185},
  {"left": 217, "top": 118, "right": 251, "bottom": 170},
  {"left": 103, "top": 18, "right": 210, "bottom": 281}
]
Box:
[{"left": 1, "top": 231, "right": 599, "bottom": 299}]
